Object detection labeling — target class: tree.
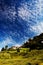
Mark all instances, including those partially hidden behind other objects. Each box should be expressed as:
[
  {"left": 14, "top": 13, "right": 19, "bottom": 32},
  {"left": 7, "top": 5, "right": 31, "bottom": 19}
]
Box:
[
  {"left": 16, "top": 48, "right": 20, "bottom": 52},
  {"left": 1, "top": 47, "right": 5, "bottom": 51},
  {"left": 5, "top": 45, "right": 8, "bottom": 50}
]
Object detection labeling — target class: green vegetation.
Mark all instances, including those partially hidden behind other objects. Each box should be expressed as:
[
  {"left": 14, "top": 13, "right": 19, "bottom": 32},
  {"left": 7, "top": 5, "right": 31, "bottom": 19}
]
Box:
[
  {"left": 22, "top": 33, "right": 43, "bottom": 50},
  {"left": 0, "top": 49, "right": 43, "bottom": 65},
  {"left": 0, "top": 33, "right": 43, "bottom": 65}
]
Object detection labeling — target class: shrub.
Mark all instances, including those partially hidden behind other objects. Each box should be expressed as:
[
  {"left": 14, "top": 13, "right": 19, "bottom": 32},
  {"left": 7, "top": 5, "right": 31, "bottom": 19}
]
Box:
[{"left": 16, "top": 48, "right": 20, "bottom": 52}]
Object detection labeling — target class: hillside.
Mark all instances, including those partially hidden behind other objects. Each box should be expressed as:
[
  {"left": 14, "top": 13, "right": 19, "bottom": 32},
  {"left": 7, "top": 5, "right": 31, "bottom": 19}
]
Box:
[
  {"left": 0, "top": 33, "right": 43, "bottom": 65},
  {"left": 22, "top": 33, "right": 43, "bottom": 50},
  {"left": 0, "top": 49, "right": 43, "bottom": 65}
]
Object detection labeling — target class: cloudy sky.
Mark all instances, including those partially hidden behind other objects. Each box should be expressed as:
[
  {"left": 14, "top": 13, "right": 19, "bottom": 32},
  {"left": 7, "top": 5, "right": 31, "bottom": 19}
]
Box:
[{"left": 0, "top": 0, "right": 43, "bottom": 49}]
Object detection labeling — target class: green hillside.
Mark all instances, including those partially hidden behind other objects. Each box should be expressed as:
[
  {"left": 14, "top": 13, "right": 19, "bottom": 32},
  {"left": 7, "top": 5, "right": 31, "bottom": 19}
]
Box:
[
  {"left": 0, "top": 49, "right": 43, "bottom": 65},
  {"left": 0, "top": 33, "right": 43, "bottom": 65}
]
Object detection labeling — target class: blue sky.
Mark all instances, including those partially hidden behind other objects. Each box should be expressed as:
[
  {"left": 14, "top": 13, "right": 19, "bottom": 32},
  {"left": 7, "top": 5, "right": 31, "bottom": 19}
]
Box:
[{"left": 0, "top": 0, "right": 43, "bottom": 49}]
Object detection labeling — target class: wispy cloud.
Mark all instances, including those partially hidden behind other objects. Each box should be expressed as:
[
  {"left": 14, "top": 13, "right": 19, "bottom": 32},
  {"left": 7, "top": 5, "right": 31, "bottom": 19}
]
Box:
[
  {"left": 18, "top": 0, "right": 42, "bottom": 23},
  {"left": 30, "top": 22, "right": 43, "bottom": 35},
  {"left": 18, "top": 5, "right": 31, "bottom": 22},
  {"left": 0, "top": 36, "right": 17, "bottom": 49},
  {"left": 18, "top": 0, "right": 43, "bottom": 36}
]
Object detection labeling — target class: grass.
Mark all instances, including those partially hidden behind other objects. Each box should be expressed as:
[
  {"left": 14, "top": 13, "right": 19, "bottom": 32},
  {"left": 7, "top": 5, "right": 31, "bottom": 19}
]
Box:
[{"left": 0, "top": 48, "right": 43, "bottom": 65}]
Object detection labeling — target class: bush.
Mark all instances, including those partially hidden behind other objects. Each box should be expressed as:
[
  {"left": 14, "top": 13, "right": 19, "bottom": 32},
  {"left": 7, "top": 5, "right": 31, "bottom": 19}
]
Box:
[{"left": 16, "top": 48, "right": 20, "bottom": 52}]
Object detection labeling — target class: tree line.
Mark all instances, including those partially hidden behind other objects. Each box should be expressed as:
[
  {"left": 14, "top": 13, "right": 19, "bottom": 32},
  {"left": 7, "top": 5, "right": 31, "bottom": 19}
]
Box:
[
  {"left": 1, "top": 33, "right": 43, "bottom": 51},
  {"left": 21, "top": 33, "right": 43, "bottom": 50}
]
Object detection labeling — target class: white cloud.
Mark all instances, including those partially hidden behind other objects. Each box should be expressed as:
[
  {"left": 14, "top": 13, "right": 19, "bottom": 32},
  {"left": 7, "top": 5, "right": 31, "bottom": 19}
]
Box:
[
  {"left": 0, "top": 36, "right": 16, "bottom": 49},
  {"left": 30, "top": 22, "right": 43, "bottom": 35},
  {"left": 18, "top": 5, "right": 31, "bottom": 22},
  {"left": 18, "top": 0, "right": 42, "bottom": 22},
  {"left": 15, "top": 44, "right": 21, "bottom": 47},
  {"left": 1, "top": 37, "right": 13, "bottom": 46},
  {"left": 18, "top": 0, "right": 43, "bottom": 36},
  {"left": 18, "top": 0, "right": 43, "bottom": 32}
]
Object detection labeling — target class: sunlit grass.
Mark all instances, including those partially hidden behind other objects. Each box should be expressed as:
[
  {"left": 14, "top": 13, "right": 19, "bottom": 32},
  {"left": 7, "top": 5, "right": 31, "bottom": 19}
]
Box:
[{"left": 0, "top": 48, "right": 43, "bottom": 65}]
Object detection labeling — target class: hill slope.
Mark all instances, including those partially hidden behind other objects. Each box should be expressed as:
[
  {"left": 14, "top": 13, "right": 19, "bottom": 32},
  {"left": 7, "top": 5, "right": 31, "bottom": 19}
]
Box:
[{"left": 22, "top": 33, "right": 43, "bottom": 50}]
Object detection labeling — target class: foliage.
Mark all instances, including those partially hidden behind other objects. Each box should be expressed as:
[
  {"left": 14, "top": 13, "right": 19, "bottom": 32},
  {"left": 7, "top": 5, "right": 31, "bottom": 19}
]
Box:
[
  {"left": 5, "top": 45, "right": 8, "bottom": 50},
  {"left": 22, "top": 33, "right": 43, "bottom": 50},
  {"left": 1, "top": 47, "right": 5, "bottom": 51},
  {"left": 1, "top": 45, "right": 8, "bottom": 51},
  {"left": 16, "top": 48, "right": 20, "bottom": 52}
]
